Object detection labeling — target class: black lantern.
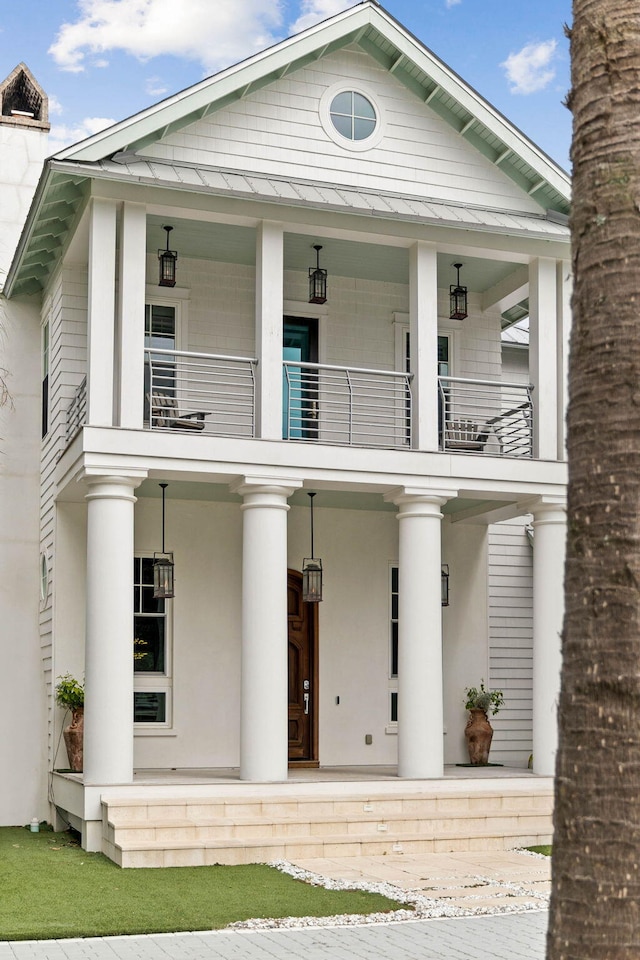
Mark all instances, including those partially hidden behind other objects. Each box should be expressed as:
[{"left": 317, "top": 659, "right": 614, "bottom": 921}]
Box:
[
  {"left": 308, "top": 244, "right": 327, "bottom": 304},
  {"left": 302, "top": 492, "right": 323, "bottom": 602},
  {"left": 158, "top": 225, "right": 178, "bottom": 288},
  {"left": 153, "top": 483, "right": 175, "bottom": 599},
  {"left": 449, "top": 262, "right": 468, "bottom": 320},
  {"left": 441, "top": 564, "right": 450, "bottom": 607}
]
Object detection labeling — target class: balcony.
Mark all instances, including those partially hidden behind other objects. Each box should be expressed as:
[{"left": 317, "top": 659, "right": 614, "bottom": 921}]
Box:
[{"left": 65, "top": 349, "right": 534, "bottom": 458}]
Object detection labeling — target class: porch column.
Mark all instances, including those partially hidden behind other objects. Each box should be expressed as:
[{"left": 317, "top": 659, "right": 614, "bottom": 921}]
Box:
[
  {"left": 233, "top": 476, "right": 302, "bottom": 780},
  {"left": 530, "top": 496, "right": 567, "bottom": 776},
  {"left": 409, "top": 242, "right": 439, "bottom": 451},
  {"left": 83, "top": 472, "right": 145, "bottom": 784},
  {"left": 529, "top": 258, "right": 558, "bottom": 460},
  {"left": 255, "top": 221, "right": 284, "bottom": 439},
  {"left": 87, "top": 197, "right": 117, "bottom": 426},
  {"left": 387, "top": 486, "right": 457, "bottom": 778},
  {"left": 117, "top": 202, "right": 147, "bottom": 429},
  {"left": 557, "top": 260, "right": 572, "bottom": 459}
]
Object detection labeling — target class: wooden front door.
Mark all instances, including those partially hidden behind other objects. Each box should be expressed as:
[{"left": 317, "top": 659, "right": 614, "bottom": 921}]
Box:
[{"left": 288, "top": 570, "right": 318, "bottom": 765}]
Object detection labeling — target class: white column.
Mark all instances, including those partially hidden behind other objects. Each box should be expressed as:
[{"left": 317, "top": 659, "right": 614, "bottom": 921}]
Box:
[
  {"left": 117, "top": 202, "right": 147, "bottom": 429},
  {"left": 87, "top": 197, "right": 117, "bottom": 426},
  {"left": 531, "top": 497, "right": 567, "bottom": 776},
  {"left": 529, "top": 258, "right": 558, "bottom": 460},
  {"left": 409, "top": 242, "right": 439, "bottom": 451},
  {"left": 83, "top": 473, "right": 144, "bottom": 784},
  {"left": 233, "top": 477, "right": 302, "bottom": 780},
  {"left": 255, "top": 222, "right": 284, "bottom": 439},
  {"left": 387, "top": 487, "right": 457, "bottom": 778},
  {"left": 557, "top": 260, "right": 572, "bottom": 459}
]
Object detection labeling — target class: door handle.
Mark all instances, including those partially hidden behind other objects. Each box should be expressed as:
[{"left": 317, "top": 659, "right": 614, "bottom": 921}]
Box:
[{"left": 304, "top": 692, "right": 310, "bottom": 715}]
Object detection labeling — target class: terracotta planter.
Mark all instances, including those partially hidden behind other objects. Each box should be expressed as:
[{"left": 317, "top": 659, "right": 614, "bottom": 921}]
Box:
[
  {"left": 63, "top": 706, "right": 84, "bottom": 772},
  {"left": 464, "top": 707, "right": 494, "bottom": 765}
]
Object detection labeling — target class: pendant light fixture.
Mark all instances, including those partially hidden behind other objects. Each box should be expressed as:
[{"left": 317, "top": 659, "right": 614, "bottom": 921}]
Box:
[
  {"left": 302, "top": 492, "right": 323, "bottom": 602},
  {"left": 153, "top": 482, "right": 175, "bottom": 599},
  {"left": 308, "top": 244, "right": 327, "bottom": 304},
  {"left": 158, "top": 225, "right": 178, "bottom": 288},
  {"left": 449, "top": 262, "right": 468, "bottom": 320}
]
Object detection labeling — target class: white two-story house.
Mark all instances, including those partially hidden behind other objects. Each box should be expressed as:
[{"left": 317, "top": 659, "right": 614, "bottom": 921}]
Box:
[{"left": 0, "top": 2, "right": 569, "bottom": 861}]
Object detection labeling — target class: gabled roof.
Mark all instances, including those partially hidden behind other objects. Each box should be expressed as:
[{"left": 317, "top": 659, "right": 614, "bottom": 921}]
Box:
[
  {"left": 5, "top": 1, "right": 570, "bottom": 298},
  {"left": 55, "top": 1, "right": 569, "bottom": 211}
]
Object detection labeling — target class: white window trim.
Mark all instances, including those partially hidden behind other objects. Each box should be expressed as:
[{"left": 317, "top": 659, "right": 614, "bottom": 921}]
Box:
[
  {"left": 284, "top": 299, "right": 328, "bottom": 366},
  {"left": 387, "top": 561, "right": 398, "bottom": 731},
  {"left": 133, "top": 553, "right": 173, "bottom": 729},
  {"left": 319, "top": 82, "right": 385, "bottom": 152},
  {"left": 393, "top": 312, "right": 460, "bottom": 377}
]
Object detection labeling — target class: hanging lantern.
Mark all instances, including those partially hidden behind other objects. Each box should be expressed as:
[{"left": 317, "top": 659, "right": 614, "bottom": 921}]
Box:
[
  {"left": 158, "top": 225, "right": 178, "bottom": 288},
  {"left": 302, "top": 492, "right": 323, "bottom": 602},
  {"left": 308, "top": 244, "right": 327, "bottom": 304},
  {"left": 441, "top": 564, "right": 450, "bottom": 607},
  {"left": 449, "top": 262, "right": 468, "bottom": 320},
  {"left": 153, "top": 483, "right": 175, "bottom": 598}
]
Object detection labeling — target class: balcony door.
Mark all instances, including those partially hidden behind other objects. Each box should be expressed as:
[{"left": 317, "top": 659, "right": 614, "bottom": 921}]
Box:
[{"left": 283, "top": 317, "right": 318, "bottom": 439}]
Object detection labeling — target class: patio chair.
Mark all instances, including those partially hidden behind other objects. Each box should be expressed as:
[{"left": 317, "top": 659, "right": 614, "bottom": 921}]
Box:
[
  {"left": 147, "top": 391, "right": 209, "bottom": 431},
  {"left": 443, "top": 419, "right": 489, "bottom": 451}
]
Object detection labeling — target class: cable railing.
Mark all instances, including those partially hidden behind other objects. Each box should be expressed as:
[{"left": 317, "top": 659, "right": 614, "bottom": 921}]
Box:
[
  {"left": 283, "top": 360, "right": 413, "bottom": 449},
  {"left": 438, "top": 376, "right": 533, "bottom": 457},
  {"left": 145, "top": 348, "right": 257, "bottom": 438}
]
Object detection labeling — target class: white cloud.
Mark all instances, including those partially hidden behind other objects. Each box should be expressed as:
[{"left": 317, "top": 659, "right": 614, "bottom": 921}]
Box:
[
  {"left": 48, "top": 116, "right": 116, "bottom": 154},
  {"left": 47, "top": 94, "right": 64, "bottom": 116},
  {"left": 289, "top": 0, "right": 352, "bottom": 35},
  {"left": 49, "top": 0, "right": 284, "bottom": 75},
  {"left": 501, "top": 39, "right": 558, "bottom": 95},
  {"left": 445, "top": 0, "right": 461, "bottom": 7},
  {"left": 145, "top": 76, "right": 168, "bottom": 97}
]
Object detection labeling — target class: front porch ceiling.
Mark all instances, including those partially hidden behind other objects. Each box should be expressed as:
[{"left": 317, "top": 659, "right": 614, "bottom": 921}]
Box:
[
  {"left": 144, "top": 214, "right": 522, "bottom": 293},
  {"left": 135, "top": 479, "right": 517, "bottom": 521}
]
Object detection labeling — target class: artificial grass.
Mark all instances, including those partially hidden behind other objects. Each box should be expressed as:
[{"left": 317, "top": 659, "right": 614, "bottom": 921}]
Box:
[{"left": 0, "top": 826, "right": 402, "bottom": 941}]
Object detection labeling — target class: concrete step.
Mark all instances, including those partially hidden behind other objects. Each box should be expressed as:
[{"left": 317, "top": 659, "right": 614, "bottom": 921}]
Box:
[{"left": 102, "top": 785, "right": 553, "bottom": 868}]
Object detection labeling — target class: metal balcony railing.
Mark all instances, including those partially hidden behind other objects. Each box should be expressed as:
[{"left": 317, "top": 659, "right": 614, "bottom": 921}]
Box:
[
  {"left": 145, "top": 348, "right": 257, "bottom": 438},
  {"left": 438, "top": 376, "right": 533, "bottom": 457},
  {"left": 66, "top": 376, "right": 87, "bottom": 442},
  {"left": 283, "top": 360, "right": 413, "bottom": 449}
]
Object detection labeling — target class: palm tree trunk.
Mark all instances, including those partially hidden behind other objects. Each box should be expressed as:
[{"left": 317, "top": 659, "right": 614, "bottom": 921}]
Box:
[{"left": 548, "top": 3, "right": 640, "bottom": 957}]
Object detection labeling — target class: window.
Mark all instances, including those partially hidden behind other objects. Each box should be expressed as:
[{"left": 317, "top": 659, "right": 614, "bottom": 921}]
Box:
[
  {"left": 133, "top": 556, "right": 171, "bottom": 725},
  {"left": 329, "top": 91, "right": 376, "bottom": 142},
  {"left": 41, "top": 320, "right": 49, "bottom": 438},
  {"left": 389, "top": 565, "right": 398, "bottom": 724}
]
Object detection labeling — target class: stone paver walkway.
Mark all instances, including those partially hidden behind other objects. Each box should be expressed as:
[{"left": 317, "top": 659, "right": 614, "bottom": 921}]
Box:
[{"left": 1, "top": 913, "right": 548, "bottom": 960}]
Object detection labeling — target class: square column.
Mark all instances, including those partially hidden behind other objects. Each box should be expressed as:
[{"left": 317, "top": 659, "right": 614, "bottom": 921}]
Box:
[
  {"left": 83, "top": 472, "right": 145, "bottom": 784},
  {"left": 117, "top": 202, "right": 147, "bottom": 429},
  {"left": 232, "top": 476, "right": 302, "bottom": 780},
  {"left": 530, "top": 496, "right": 567, "bottom": 775},
  {"left": 387, "top": 486, "right": 457, "bottom": 778},
  {"left": 529, "top": 258, "right": 558, "bottom": 460},
  {"left": 87, "top": 198, "right": 117, "bottom": 426},
  {"left": 409, "top": 242, "right": 439, "bottom": 451},
  {"left": 255, "top": 222, "right": 284, "bottom": 439}
]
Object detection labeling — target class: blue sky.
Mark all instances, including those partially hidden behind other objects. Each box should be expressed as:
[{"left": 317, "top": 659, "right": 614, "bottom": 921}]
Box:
[{"left": 0, "top": 0, "right": 572, "bottom": 168}]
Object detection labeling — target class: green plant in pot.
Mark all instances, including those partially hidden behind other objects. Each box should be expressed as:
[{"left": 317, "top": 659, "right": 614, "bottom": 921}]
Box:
[
  {"left": 463, "top": 681, "right": 504, "bottom": 765},
  {"left": 55, "top": 673, "right": 84, "bottom": 772}
]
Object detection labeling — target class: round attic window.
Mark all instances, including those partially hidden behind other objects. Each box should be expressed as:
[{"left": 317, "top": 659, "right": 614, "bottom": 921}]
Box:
[
  {"left": 320, "top": 83, "right": 384, "bottom": 152},
  {"left": 329, "top": 91, "right": 377, "bottom": 141}
]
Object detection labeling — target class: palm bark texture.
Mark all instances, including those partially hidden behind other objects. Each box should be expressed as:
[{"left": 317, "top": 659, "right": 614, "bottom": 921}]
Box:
[{"left": 548, "top": 2, "right": 640, "bottom": 958}]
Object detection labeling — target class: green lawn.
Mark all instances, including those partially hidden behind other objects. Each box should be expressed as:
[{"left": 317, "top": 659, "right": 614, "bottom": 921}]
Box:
[
  {"left": 526, "top": 845, "right": 552, "bottom": 856},
  {"left": 0, "top": 827, "right": 402, "bottom": 941}
]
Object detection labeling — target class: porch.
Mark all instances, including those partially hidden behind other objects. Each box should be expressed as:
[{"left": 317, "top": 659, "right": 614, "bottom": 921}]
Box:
[{"left": 51, "top": 766, "right": 554, "bottom": 867}]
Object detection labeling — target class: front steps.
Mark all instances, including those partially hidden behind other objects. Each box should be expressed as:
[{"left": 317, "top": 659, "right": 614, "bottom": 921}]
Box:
[{"left": 102, "top": 782, "right": 553, "bottom": 868}]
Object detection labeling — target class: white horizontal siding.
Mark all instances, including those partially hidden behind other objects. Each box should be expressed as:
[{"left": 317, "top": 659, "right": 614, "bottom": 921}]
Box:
[
  {"left": 144, "top": 47, "right": 544, "bottom": 215},
  {"left": 488, "top": 517, "right": 533, "bottom": 768}
]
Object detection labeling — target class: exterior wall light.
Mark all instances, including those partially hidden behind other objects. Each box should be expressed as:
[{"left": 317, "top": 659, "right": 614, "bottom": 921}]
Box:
[
  {"left": 309, "top": 244, "right": 327, "bottom": 304},
  {"left": 441, "top": 563, "right": 450, "bottom": 607},
  {"left": 449, "top": 262, "right": 468, "bottom": 320},
  {"left": 153, "top": 482, "right": 175, "bottom": 599},
  {"left": 158, "top": 225, "right": 178, "bottom": 287},
  {"left": 302, "top": 492, "right": 323, "bottom": 602}
]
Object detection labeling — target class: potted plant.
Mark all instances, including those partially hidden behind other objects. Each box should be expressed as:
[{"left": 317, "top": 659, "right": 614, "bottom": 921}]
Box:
[
  {"left": 55, "top": 673, "right": 84, "bottom": 772},
  {"left": 463, "top": 681, "right": 504, "bottom": 765}
]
